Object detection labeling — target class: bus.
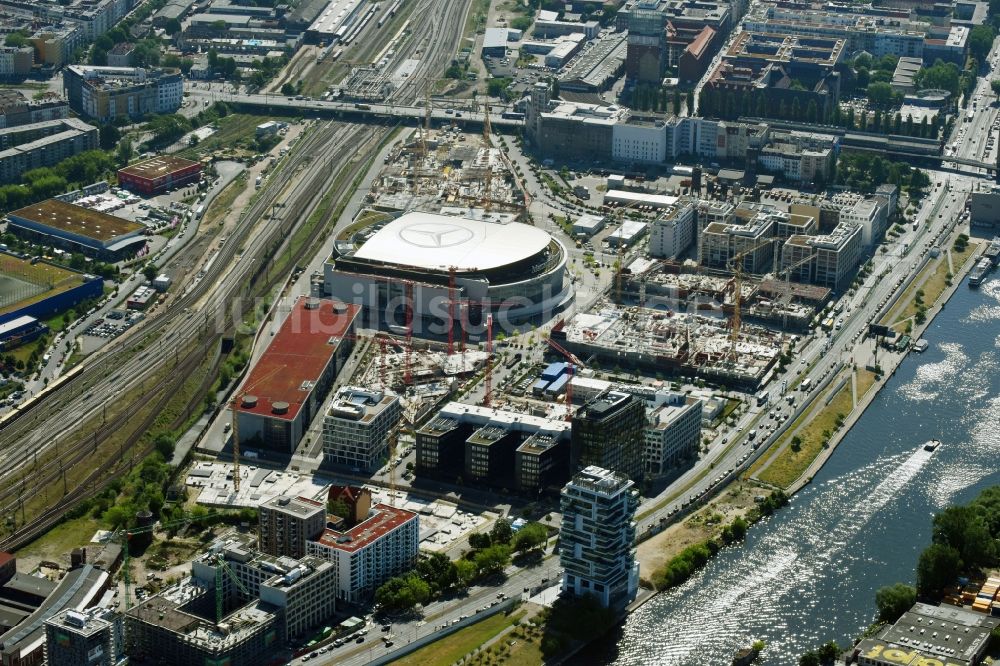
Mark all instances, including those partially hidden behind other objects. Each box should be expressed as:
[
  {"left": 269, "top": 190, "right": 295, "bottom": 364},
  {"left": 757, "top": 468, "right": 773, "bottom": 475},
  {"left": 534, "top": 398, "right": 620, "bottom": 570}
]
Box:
[
  {"left": 966, "top": 108, "right": 975, "bottom": 123},
  {"left": 755, "top": 390, "right": 769, "bottom": 406}
]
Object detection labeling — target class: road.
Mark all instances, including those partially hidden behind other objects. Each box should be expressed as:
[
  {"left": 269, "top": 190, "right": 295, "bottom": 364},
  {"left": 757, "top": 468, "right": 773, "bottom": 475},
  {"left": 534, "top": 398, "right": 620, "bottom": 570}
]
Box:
[
  {"left": 631, "top": 81, "right": 998, "bottom": 535},
  {"left": 306, "top": 556, "right": 562, "bottom": 666}
]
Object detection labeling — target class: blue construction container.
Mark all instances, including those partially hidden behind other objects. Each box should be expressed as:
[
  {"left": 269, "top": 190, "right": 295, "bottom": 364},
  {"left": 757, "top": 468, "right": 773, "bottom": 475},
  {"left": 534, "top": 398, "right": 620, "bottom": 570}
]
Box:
[
  {"left": 545, "top": 373, "right": 570, "bottom": 396},
  {"left": 531, "top": 378, "right": 550, "bottom": 395},
  {"left": 541, "top": 362, "right": 568, "bottom": 381}
]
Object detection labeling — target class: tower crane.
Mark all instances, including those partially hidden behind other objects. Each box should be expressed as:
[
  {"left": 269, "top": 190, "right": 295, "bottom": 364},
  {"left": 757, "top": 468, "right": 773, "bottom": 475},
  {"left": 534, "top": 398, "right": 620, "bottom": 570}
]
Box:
[
  {"left": 546, "top": 337, "right": 583, "bottom": 421},
  {"left": 483, "top": 313, "right": 493, "bottom": 407}
]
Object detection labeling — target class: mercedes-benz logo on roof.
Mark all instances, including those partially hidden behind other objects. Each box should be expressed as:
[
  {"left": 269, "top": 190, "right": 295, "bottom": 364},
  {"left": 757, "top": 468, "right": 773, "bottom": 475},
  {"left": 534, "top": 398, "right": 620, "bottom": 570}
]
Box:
[{"left": 398, "top": 223, "right": 475, "bottom": 249}]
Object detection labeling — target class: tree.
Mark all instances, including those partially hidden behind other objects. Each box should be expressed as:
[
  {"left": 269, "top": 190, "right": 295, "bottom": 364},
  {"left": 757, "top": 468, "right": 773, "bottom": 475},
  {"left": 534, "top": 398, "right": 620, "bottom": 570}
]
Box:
[
  {"left": 142, "top": 264, "right": 158, "bottom": 282},
  {"left": 791, "top": 435, "right": 803, "bottom": 452},
  {"left": 474, "top": 544, "right": 511, "bottom": 576},
  {"left": 490, "top": 518, "right": 513, "bottom": 545},
  {"left": 867, "top": 82, "right": 893, "bottom": 108},
  {"left": 374, "top": 573, "right": 431, "bottom": 611},
  {"left": 513, "top": 522, "right": 548, "bottom": 553},
  {"left": 817, "top": 642, "right": 840, "bottom": 663},
  {"left": 416, "top": 552, "right": 458, "bottom": 593},
  {"left": 550, "top": 78, "right": 559, "bottom": 99},
  {"left": 992, "top": 79, "right": 1000, "bottom": 96},
  {"left": 916, "top": 543, "right": 961, "bottom": 595},
  {"left": 932, "top": 505, "right": 995, "bottom": 568},
  {"left": 968, "top": 25, "right": 996, "bottom": 62},
  {"left": 454, "top": 558, "right": 477, "bottom": 587},
  {"left": 164, "top": 17, "right": 182, "bottom": 34},
  {"left": 875, "top": 583, "right": 916, "bottom": 623},
  {"left": 99, "top": 123, "right": 121, "bottom": 151},
  {"left": 686, "top": 90, "right": 694, "bottom": 114},
  {"left": 799, "top": 651, "right": 821, "bottom": 666},
  {"left": 468, "top": 532, "right": 491, "bottom": 549},
  {"left": 4, "top": 32, "right": 27, "bottom": 48},
  {"left": 803, "top": 98, "right": 817, "bottom": 123}
]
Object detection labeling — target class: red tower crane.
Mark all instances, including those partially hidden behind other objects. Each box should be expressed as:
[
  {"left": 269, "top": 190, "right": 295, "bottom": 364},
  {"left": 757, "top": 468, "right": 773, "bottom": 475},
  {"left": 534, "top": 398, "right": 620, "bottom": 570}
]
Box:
[
  {"left": 546, "top": 336, "right": 583, "bottom": 421},
  {"left": 447, "top": 266, "right": 457, "bottom": 356},
  {"left": 483, "top": 313, "right": 493, "bottom": 407},
  {"left": 404, "top": 279, "right": 414, "bottom": 386}
]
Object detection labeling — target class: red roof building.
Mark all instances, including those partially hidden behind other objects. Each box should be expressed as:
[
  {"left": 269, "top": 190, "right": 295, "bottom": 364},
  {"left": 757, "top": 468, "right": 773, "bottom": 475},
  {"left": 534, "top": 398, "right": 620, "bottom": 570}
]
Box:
[
  {"left": 306, "top": 503, "right": 419, "bottom": 603},
  {"left": 233, "top": 297, "right": 359, "bottom": 453},
  {"left": 679, "top": 26, "right": 717, "bottom": 83},
  {"left": 117, "top": 155, "right": 202, "bottom": 196}
]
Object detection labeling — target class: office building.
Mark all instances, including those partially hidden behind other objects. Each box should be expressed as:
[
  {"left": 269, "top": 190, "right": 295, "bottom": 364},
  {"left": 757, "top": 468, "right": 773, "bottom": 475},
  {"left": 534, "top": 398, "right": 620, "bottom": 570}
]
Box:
[
  {"left": 699, "top": 207, "right": 777, "bottom": 273},
  {"left": 649, "top": 201, "right": 696, "bottom": 259},
  {"left": 516, "top": 431, "right": 570, "bottom": 495},
  {"left": 840, "top": 197, "right": 889, "bottom": 248},
  {"left": 234, "top": 297, "right": 359, "bottom": 453},
  {"left": 117, "top": 155, "right": 202, "bottom": 196},
  {"left": 612, "top": 117, "right": 669, "bottom": 164},
  {"left": 62, "top": 65, "right": 183, "bottom": 122},
  {"left": 306, "top": 500, "right": 418, "bottom": 604},
  {"left": 44, "top": 608, "right": 125, "bottom": 666},
  {"left": 571, "top": 390, "right": 646, "bottom": 482},
  {"left": 559, "top": 466, "right": 639, "bottom": 609},
  {"left": 626, "top": 9, "right": 667, "bottom": 84},
  {"left": 645, "top": 395, "right": 702, "bottom": 476},
  {"left": 781, "top": 221, "right": 863, "bottom": 293},
  {"left": 0, "top": 565, "right": 110, "bottom": 666},
  {"left": 258, "top": 495, "right": 326, "bottom": 559},
  {"left": 322, "top": 387, "right": 402, "bottom": 472},
  {"left": 191, "top": 536, "right": 336, "bottom": 642},
  {"left": 416, "top": 402, "right": 570, "bottom": 489},
  {"left": 0, "top": 117, "right": 99, "bottom": 184},
  {"left": 0, "top": 91, "right": 68, "bottom": 130},
  {"left": 756, "top": 130, "right": 836, "bottom": 183},
  {"left": 678, "top": 26, "right": 716, "bottom": 83}
]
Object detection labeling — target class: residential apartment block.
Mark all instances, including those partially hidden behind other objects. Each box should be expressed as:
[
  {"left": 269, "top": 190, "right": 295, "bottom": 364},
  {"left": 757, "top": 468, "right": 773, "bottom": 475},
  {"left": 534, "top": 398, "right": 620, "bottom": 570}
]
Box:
[
  {"left": 559, "top": 466, "right": 640, "bottom": 609},
  {"left": 306, "top": 500, "right": 419, "bottom": 604},
  {"left": 258, "top": 495, "right": 326, "bottom": 560},
  {"left": 62, "top": 65, "right": 183, "bottom": 122},
  {"left": 322, "top": 387, "right": 402, "bottom": 472}
]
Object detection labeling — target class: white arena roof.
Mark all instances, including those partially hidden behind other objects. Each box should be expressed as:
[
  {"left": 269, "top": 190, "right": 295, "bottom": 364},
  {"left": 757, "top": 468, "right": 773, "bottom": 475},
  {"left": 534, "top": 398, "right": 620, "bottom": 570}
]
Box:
[{"left": 354, "top": 212, "right": 551, "bottom": 272}]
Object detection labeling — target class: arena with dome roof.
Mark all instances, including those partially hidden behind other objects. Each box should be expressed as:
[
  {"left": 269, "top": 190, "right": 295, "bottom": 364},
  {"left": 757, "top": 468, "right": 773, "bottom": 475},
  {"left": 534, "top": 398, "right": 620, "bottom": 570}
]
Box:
[{"left": 323, "top": 212, "right": 572, "bottom": 330}]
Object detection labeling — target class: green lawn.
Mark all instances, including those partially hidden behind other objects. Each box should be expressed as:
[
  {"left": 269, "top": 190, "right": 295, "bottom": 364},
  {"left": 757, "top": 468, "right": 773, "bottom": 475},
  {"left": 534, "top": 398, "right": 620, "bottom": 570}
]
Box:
[
  {"left": 391, "top": 610, "right": 523, "bottom": 666},
  {"left": 16, "top": 516, "right": 100, "bottom": 565},
  {"left": 753, "top": 375, "right": 853, "bottom": 489}
]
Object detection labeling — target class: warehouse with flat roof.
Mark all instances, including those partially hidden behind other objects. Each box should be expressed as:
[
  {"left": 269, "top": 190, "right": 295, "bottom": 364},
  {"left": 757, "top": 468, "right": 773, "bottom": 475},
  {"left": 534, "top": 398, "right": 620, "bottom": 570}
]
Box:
[
  {"left": 233, "top": 297, "right": 360, "bottom": 453},
  {"left": 117, "top": 155, "right": 202, "bottom": 196},
  {"left": 7, "top": 199, "right": 146, "bottom": 261}
]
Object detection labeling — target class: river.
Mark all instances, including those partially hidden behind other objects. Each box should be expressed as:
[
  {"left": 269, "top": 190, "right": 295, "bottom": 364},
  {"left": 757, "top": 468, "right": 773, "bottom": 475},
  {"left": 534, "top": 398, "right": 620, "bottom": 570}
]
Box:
[{"left": 586, "top": 276, "right": 1000, "bottom": 665}]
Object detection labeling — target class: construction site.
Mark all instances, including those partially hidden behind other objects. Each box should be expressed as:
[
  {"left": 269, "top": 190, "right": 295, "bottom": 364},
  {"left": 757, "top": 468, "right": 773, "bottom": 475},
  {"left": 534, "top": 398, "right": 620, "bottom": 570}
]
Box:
[
  {"left": 363, "top": 113, "right": 530, "bottom": 219},
  {"left": 551, "top": 299, "right": 786, "bottom": 390},
  {"left": 618, "top": 258, "right": 829, "bottom": 332}
]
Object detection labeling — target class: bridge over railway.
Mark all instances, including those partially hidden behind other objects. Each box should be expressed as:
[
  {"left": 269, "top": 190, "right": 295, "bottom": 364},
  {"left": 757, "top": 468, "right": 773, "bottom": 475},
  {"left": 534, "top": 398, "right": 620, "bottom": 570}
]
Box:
[{"left": 186, "top": 91, "right": 524, "bottom": 129}]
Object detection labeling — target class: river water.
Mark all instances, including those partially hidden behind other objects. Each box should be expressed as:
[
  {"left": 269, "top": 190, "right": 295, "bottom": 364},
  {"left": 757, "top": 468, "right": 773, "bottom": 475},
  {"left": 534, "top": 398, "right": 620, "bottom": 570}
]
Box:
[{"left": 587, "top": 276, "right": 1000, "bottom": 665}]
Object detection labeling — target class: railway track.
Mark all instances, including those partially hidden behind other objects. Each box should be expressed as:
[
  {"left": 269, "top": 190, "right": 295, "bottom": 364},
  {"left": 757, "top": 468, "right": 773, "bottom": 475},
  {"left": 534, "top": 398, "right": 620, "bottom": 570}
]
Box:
[{"left": 0, "top": 0, "right": 473, "bottom": 549}]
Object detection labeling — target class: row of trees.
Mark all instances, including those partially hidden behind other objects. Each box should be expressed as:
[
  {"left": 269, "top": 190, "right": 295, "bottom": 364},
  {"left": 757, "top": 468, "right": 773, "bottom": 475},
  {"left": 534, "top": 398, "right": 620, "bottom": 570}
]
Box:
[
  {"left": 916, "top": 486, "right": 1000, "bottom": 595},
  {"left": 0, "top": 150, "right": 116, "bottom": 215},
  {"left": 835, "top": 152, "right": 931, "bottom": 196},
  {"left": 626, "top": 85, "right": 693, "bottom": 116},
  {"left": 374, "top": 519, "right": 550, "bottom": 612}
]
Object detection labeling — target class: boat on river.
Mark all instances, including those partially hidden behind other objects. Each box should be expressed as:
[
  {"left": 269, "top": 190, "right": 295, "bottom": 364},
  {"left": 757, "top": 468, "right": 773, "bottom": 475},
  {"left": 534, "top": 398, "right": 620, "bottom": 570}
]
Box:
[{"left": 924, "top": 439, "right": 941, "bottom": 452}]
